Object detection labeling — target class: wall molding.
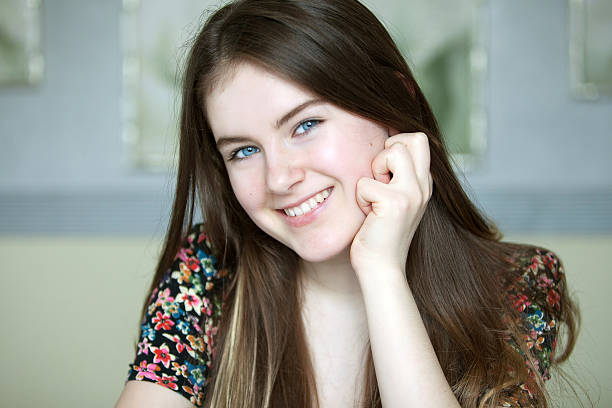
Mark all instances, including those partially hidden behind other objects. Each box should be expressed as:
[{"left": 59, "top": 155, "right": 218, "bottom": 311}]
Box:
[
  {"left": 0, "top": 190, "right": 173, "bottom": 235},
  {"left": 470, "top": 188, "right": 612, "bottom": 234},
  {"left": 0, "top": 188, "right": 611, "bottom": 235}
]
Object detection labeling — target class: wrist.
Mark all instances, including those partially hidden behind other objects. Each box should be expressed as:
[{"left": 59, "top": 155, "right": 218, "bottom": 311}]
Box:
[{"left": 355, "top": 264, "right": 408, "bottom": 290}]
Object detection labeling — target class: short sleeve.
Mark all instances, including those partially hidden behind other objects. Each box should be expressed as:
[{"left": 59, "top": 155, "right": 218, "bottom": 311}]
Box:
[
  {"left": 500, "top": 248, "right": 565, "bottom": 406},
  {"left": 126, "top": 224, "right": 229, "bottom": 406}
]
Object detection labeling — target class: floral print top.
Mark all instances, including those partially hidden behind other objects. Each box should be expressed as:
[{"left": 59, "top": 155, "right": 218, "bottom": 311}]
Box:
[
  {"left": 126, "top": 224, "right": 565, "bottom": 407},
  {"left": 126, "top": 225, "right": 229, "bottom": 406}
]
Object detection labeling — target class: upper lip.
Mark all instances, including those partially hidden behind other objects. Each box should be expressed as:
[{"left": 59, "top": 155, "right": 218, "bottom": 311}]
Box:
[{"left": 277, "top": 187, "right": 332, "bottom": 210}]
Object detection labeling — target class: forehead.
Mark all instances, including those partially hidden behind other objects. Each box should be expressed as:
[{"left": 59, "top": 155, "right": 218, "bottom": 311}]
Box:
[{"left": 205, "top": 62, "right": 318, "bottom": 139}]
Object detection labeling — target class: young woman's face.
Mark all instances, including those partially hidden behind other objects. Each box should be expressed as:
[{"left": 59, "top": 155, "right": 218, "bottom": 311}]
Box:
[{"left": 206, "top": 62, "right": 388, "bottom": 263}]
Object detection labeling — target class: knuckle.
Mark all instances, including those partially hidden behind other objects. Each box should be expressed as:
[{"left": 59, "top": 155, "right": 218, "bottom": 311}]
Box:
[
  {"left": 385, "top": 135, "right": 405, "bottom": 149},
  {"left": 384, "top": 137, "right": 393, "bottom": 148},
  {"left": 391, "top": 199, "right": 408, "bottom": 213},
  {"left": 360, "top": 177, "right": 376, "bottom": 189},
  {"left": 391, "top": 192, "right": 411, "bottom": 212},
  {"left": 390, "top": 142, "right": 407, "bottom": 153},
  {"left": 415, "top": 132, "right": 429, "bottom": 145}
]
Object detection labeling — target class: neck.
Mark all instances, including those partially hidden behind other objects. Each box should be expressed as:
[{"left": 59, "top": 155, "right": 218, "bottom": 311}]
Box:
[
  {"left": 298, "top": 248, "right": 364, "bottom": 306},
  {"left": 298, "top": 248, "right": 369, "bottom": 349}
]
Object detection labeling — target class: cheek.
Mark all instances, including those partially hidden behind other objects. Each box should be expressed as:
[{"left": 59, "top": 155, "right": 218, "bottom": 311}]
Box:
[
  {"left": 229, "top": 173, "right": 265, "bottom": 214},
  {"left": 314, "top": 127, "right": 386, "bottom": 184}
]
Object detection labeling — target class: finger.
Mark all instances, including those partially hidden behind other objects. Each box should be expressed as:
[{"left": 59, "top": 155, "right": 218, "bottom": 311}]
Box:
[
  {"left": 355, "top": 177, "right": 385, "bottom": 215},
  {"left": 370, "top": 153, "right": 391, "bottom": 184},
  {"left": 385, "top": 132, "right": 430, "bottom": 183},
  {"left": 371, "top": 142, "right": 416, "bottom": 186},
  {"left": 385, "top": 132, "right": 431, "bottom": 195}
]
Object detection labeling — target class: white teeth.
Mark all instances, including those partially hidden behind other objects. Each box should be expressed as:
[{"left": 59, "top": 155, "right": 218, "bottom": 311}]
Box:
[
  {"left": 282, "top": 188, "right": 332, "bottom": 217},
  {"left": 300, "top": 202, "right": 311, "bottom": 214}
]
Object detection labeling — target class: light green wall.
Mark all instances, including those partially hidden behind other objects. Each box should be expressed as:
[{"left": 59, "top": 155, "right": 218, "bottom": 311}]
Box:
[
  {"left": 0, "top": 236, "right": 160, "bottom": 408},
  {"left": 0, "top": 235, "right": 608, "bottom": 407}
]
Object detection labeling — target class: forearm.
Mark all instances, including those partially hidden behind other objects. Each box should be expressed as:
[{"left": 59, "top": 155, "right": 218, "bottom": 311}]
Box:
[{"left": 357, "top": 268, "right": 460, "bottom": 408}]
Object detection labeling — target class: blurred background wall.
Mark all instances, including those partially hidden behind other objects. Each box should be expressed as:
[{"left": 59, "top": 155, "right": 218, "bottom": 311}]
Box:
[{"left": 0, "top": 0, "right": 610, "bottom": 407}]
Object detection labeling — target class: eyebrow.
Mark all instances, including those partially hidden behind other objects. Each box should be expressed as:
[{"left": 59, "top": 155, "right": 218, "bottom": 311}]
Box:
[
  {"left": 215, "top": 98, "right": 325, "bottom": 151},
  {"left": 274, "top": 98, "right": 325, "bottom": 129}
]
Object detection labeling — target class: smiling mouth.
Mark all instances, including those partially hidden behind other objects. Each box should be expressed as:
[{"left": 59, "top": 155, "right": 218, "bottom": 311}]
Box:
[{"left": 282, "top": 188, "right": 333, "bottom": 217}]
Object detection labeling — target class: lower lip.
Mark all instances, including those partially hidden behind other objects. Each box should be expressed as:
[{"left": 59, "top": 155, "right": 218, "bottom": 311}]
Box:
[{"left": 279, "top": 188, "right": 333, "bottom": 228}]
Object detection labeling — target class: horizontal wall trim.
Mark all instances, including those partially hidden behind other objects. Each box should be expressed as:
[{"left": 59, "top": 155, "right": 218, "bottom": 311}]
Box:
[
  {"left": 470, "top": 188, "right": 612, "bottom": 234},
  {"left": 0, "top": 189, "right": 611, "bottom": 235},
  {"left": 0, "top": 191, "right": 173, "bottom": 235}
]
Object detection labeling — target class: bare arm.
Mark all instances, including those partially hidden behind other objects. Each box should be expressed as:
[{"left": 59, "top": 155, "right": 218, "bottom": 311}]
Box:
[
  {"left": 357, "top": 269, "right": 460, "bottom": 408},
  {"left": 115, "top": 381, "right": 195, "bottom": 408},
  {"left": 351, "top": 133, "right": 459, "bottom": 407}
]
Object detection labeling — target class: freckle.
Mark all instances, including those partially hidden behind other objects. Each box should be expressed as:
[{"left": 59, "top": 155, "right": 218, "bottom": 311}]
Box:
[{"left": 369, "top": 142, "right": 373, "bottom": 147}]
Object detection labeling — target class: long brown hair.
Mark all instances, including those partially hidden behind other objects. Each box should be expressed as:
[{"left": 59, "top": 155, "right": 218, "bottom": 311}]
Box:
[{"left": 144, "top": 0, "right": 579, "bottom": 406}]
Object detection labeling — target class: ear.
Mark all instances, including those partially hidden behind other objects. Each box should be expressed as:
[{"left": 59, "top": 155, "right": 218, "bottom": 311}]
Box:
[
  {"left": 395, "top": 71, "right": 416, "bottom": 99},
  {"left": 387, "top": 127, "right": 401, "bottom": 137},
  {"left": 385, "top": 71, "right": 418, "bottom": 137}
]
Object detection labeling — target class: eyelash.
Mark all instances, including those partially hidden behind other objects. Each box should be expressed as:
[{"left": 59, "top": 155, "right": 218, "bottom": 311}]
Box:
[{"left": 227, "top": 118, "right": 322, "bottom": 162}]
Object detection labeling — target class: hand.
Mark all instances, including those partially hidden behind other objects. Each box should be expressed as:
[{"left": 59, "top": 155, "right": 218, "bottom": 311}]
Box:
[{"left": 350, "top": 132, "right": 433, "bottom": 277}]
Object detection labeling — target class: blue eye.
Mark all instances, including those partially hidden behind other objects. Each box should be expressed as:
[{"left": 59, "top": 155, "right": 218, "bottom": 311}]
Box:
[
  {"left": 232, "top": 146, "right": 260, "bottom": 160},
  {"left": 295, "top": 119, "right": 320, "bottom": 135}
]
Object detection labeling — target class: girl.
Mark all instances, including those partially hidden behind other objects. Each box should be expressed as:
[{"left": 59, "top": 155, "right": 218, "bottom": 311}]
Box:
[{"left": 116, "top": 0, "right": 578, "bottom": 407}]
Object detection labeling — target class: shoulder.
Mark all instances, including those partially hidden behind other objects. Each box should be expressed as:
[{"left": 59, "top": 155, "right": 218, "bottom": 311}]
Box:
[
  {"left": 505, "top": 246, "right": 565, "bottom": 317},
  {"left": 504, "top": 246, "right": 566, "bottom": 382},
  {"left": 126, "top": 223, "right": 231, "bottom": 406},
  {"left": 149, "top": 223, "right": 232, "bottom": 320},
  {"left": 180, "top": 224, "right": 233, "bottom": 281}
]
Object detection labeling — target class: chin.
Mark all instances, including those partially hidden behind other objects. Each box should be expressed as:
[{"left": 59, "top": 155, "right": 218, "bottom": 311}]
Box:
[
  {"left": 294, "top": 247, "right": 350, "bottom": 264},
  {"left": 290, "top": 231, "right": 356, "bottom": 264}
]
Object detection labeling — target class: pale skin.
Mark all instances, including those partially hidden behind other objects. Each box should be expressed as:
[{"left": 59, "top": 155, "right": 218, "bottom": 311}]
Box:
[{"left": 116, "top": 62, "right": 460, "bottom": 407}]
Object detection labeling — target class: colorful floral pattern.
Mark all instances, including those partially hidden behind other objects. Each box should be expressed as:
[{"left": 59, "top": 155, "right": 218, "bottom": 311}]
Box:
[
  {"left": 127, "top": 225, "right": 563, "bottom": 407},
  {"left": 127, "top": 224, "right": 229, "bottom": 406},
  {"left": 495, "top": 247, "right": 565, "bottom": 406}
]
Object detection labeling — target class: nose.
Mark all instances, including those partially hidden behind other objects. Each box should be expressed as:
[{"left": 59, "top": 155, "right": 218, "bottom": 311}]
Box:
[{"left": 265, "top": 146, "right": 305, "bottom": 194}]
